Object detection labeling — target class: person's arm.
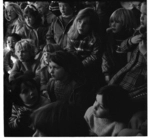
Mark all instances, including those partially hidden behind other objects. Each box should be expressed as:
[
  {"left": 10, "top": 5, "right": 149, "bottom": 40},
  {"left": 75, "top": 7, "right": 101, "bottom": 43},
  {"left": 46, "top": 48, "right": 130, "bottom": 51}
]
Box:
[
  {"left": 117, "top": 34, "right": 143, "bottom": 53},
  {"left": 82, "top": 39, "right": 101, "bottom": 67}
]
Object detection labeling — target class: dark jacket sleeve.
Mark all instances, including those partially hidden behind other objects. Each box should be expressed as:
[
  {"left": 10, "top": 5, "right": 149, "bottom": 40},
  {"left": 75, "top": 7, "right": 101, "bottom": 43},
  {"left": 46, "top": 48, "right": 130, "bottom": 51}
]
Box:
[
  {"left": 82, "top": 39, "right": 102, "bottom": 67},
  {"left": 46, "top": 17, "right": 57, "bottom": 44}
]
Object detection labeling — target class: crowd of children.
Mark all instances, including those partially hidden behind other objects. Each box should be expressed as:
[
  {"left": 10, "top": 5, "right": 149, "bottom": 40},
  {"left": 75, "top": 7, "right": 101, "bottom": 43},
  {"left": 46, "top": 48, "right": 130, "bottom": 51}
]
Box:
[{"left": 3, "top": 0, "right": 147, "bottom": 137}]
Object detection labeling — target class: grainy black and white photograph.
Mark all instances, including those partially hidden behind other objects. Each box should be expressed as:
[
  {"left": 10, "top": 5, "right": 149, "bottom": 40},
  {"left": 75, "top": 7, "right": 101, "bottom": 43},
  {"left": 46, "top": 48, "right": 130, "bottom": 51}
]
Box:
[{"left": 3, "top": 0, "right": 147, "bottom": 137}]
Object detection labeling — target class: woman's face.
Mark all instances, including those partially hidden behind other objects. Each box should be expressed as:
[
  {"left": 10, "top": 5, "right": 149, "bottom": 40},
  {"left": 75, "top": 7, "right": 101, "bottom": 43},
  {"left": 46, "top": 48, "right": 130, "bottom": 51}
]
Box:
[
  {"left": 93, "top": 94, "right": 109, "bottom": 118},
  {"left": 77, "top": 17, "right": 90, "bottom": 36},
  {"left": 25, "top": 15, "right": 35, "bottom": 27},
  {"left": 19, "top": 83, "right": 39, "bottom": 107},
  {"left": 6, "top": 5, "right": 17, "bottom": 21},
  {"left": 59, "top": 2, "right": 73, "bottom": 16},
  {"left": 110, "top": 20, "right": 123, "bottom": 34},
  {"left": 49, "top": 61, "right": 68, "bottom": 81}
]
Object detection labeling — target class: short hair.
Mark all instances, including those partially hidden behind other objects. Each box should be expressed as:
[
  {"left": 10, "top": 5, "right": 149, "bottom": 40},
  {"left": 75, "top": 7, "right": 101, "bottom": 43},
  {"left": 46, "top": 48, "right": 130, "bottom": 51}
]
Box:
[
  {"left": 24, "top": 4, "right": 42, "bottom": 24},
  {"left": 49, "top": 50, "right": 85, "bottom": 82},
  {"left": 109, "top": 8, "right": 138, "bottom": 30},
  {"left": 6, "top": 33, "right": 22, "bottom": 42},
  {"left": 31, "top": 101, "right": 89, "bottom": 136},
  {"left": 11, "top": 77, "right": 40, "bottom": 106},
  {"left": 97, "top": 85, "right": 131, "bottom": 122},
  {"left": 15, "top": 39, "right": 35, "bottom": 58},
  {"left": 5, "top": 2, "right": 24, "bottom": 22}
]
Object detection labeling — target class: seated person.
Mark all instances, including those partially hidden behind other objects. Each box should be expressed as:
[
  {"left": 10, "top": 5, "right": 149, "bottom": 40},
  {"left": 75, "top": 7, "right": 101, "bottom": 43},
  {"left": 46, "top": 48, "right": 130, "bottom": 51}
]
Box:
[
  {"left": 8, "top": 76, "right": 50, "bottom": 136},
  {"left": 4, "top": 33, "right": 21, "bottom": 74},
  {"left": 84, "top": 85, "right": 132, "bottom": 136},
  {"left": 9, "top": 39, "right": 40, "bottom": 84},
  {"left": 44, "top": 50, "right": 85, "bottom": 101}
]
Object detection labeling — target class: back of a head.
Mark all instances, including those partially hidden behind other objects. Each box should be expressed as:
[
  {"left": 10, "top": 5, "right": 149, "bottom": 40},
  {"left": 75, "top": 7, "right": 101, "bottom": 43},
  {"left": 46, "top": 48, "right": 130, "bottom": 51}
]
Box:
[{"left": 31, "top": 101, "right": 89, "bottom": 136}]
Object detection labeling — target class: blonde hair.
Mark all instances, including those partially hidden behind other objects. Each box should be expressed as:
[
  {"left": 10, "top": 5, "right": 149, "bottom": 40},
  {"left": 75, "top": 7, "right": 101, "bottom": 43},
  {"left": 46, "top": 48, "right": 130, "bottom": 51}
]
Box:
[
  {"left": 5, "top": 2, "right": 24, "bottom": 22},
  {"left": 109, "top": 8, "right": 138, "bottom": 30},
  {"left": 68, "top": 7, "right": 101, "bottom": 39},
  {"left": 15, "top": 39, "right": 35, "bottom": 58}
]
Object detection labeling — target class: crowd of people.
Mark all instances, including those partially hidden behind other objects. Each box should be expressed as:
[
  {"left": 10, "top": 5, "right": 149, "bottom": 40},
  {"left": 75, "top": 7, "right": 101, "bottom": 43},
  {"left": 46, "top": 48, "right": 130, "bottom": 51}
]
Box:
[{"left": 3, "top": 0, "right": 147, "bottom": 137}]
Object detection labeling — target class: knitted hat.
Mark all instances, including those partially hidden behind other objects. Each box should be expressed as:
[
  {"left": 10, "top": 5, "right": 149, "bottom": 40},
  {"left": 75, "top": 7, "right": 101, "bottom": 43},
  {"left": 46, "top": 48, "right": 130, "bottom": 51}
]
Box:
[{"left": 49, "top": 1, "right": 59, "bottom": 12}]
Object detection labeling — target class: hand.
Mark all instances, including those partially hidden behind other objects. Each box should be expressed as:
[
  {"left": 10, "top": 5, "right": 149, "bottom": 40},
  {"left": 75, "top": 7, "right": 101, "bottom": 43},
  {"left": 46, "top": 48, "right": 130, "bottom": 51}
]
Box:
[
  {"left": 131, "top": 34, "right": 143, "bottom": 44},
  {"left": 42, "top": 91, "right": 50, "bottom": 100},
  {"left": 139, "top": 40, "right": 147, "bottom": 55},
  {"left": 105, "top": 75, "right": 110, "bottom": 83},
  {"left": 17, "top": 109, "right": 31, "bottom": 125}
]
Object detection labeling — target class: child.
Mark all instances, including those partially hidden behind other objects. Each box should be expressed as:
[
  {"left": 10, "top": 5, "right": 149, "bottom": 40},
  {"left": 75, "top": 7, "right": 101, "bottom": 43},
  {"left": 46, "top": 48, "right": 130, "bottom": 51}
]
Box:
[
  {"left": 66, "top": 7, "right": 104, "bottom": 87},
  {"left": 102, "top": 8, "right": 138, "bottom": 83},
  {"left": 4, "top": 33, "right": 21, "bottom": 74},
  {"left": 46, "top": 1, "right": 74, "bottom": 47},
  {"left": 4, "top": 2, "right": 24, "bottom": 38},
  {"left": 9, "top": 76, "right": 50, "bottom": 136},
  {"left": 18, "top": 4, "right": 48, "bottom": 53},
  {"left": 108, "top": 2, "right": 147, "bottom": 100},
  {"left": 84, "top": 85, "right": 131, "bottom": 136},
  {"left": 37, "top": 44, "right": 55, "bottom": 98},
  {"left": 44, "top": 50, "right": 85, "bottom": 101},
  {"left": 9, "top": 39, "right": 40, "bottom": 84}
]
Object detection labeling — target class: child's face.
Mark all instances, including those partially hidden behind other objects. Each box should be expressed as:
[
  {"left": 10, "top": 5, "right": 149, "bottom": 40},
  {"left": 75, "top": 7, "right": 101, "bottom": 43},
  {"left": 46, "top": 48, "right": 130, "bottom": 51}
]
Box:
[
  {"left": 110, "top": 20, "right": 123, "bottom": 34},
  {"left": 49, "top": 61, "right": 68, "bottom": 81},
  {"left": 140, "top": 3, "right": 147, "bottom": 27},
  {"left": 19, "top": 83, "right": 39, "bottom": 107},
  {"left": 59, "top": 2, "right": 72, "bottom": 16},
  {"left": 93, "top": 94, "right": 109, "bottom": 118},
  {"left": 25, "top": 15, "right": 35, "bottom": 27},
  {"left": 6, "top": 6, "right": 17, "bottom": 21},
  {"left": 43, "top": 51, "right": 50, "bottom": 64},
  {"left": 16, "top": 49, "right": 30, "bottom": 62},
  {"left": 7, "top": 36, "right": 17, "bottom": 51},
  {"left": 77, "top": 17, "right": 90, "bottom": 36}
]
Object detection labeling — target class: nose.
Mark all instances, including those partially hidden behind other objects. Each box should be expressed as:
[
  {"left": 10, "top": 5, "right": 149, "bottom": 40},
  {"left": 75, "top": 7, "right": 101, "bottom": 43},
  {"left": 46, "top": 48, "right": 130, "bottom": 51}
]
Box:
[{"left": 93, "top": 102, "right": 98, "bottom": 110}]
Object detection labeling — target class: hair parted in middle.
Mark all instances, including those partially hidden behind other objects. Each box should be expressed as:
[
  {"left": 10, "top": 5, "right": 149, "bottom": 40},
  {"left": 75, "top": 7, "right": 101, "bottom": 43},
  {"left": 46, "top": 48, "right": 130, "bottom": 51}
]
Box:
[{"left": 67, "top": 7, "right": 101, "bottom": 39}]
